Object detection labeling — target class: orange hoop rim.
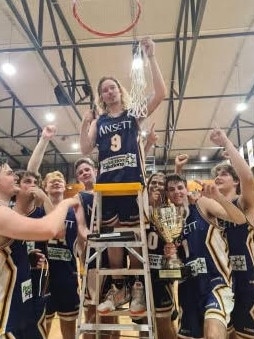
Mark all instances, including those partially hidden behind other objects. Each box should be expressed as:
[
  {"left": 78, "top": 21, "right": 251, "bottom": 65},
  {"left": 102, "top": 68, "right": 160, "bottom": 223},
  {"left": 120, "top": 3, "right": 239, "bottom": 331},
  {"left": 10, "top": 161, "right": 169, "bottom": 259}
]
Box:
[{"left": 72, "top": 0, "right": 141, "bottom": 37}]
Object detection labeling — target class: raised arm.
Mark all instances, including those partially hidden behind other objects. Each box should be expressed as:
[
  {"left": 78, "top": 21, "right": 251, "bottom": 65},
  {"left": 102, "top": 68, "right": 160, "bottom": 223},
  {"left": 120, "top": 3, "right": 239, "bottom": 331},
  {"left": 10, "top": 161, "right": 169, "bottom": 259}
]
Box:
[
  {"left": 27, "top": 125, "right": 57, "bottom": 174},
  {"left": 141, "top": 37, "right": 167, "bottom": 116},
  {"left": 200, "top": 182, "right": 246, "bottom": 225},
  {"left": 73, "top": 196, "right": 90, "bottom": 260},
  {"left": 210, "top": 128, "right": 254, "bottom": 212},
  {"left": 80, "top": 110, "right": 98, "bottom": 155},
  {"left": 29, "top": 186, "right": 53, "bottom": 214},
  {"left": 0, "top": 197, "right": 79, "bottom": 241},
  {"left": 174, "top": 154, "right": 189, "bottom": 174},
  {"left": 144, "top": 123, "right": 158, "bottom": 156}
]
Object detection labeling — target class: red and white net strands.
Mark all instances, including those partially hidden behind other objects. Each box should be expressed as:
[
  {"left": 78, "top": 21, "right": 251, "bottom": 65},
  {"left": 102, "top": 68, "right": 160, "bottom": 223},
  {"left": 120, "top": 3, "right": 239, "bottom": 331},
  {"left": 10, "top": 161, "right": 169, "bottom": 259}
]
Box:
[
  {"left": 72, "top": 0, "right": 141, "bottom": 37},
  {"left": 128, "top": 43, "right": 148, "bottom": 119}
]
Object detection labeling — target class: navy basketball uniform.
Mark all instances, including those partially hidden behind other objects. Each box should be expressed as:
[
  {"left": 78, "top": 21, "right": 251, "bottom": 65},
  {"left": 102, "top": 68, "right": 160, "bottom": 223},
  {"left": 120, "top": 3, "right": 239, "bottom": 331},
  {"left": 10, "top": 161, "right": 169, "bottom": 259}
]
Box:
[
  {"left": 220, "top": 198, "right": 254, "bottom": 337},
  {"left": 0, "top": 237, "right": 34, "bottom": 338},
  {"left": 146, "top": 223, "right": 177, "bottom": 318},
  {"left": 95, "top": 111, "right": 144, "bottom": 227},
  {"left": 46, "top": 208, "right": 80, "bottom": 321},
  {"left": 27, "top": 206, "right": 49, "bottom": 339},
  {"left": 178, "top": 203, "right": 234, "bottom": 338}
]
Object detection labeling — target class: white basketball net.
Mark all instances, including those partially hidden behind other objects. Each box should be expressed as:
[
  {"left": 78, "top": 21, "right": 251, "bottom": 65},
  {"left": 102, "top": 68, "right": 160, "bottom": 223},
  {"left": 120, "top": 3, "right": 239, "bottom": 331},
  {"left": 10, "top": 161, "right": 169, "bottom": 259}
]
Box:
[{"left": 128, "top": 43, "right": 148, "bottom": 118}]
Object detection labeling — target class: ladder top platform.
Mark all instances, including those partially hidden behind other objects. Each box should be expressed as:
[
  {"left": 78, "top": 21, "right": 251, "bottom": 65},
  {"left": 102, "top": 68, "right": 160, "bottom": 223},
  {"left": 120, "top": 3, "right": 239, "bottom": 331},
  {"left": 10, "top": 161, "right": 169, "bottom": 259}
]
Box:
[{"left": 93, "top": 182, "right": 142, "bottom": 196}]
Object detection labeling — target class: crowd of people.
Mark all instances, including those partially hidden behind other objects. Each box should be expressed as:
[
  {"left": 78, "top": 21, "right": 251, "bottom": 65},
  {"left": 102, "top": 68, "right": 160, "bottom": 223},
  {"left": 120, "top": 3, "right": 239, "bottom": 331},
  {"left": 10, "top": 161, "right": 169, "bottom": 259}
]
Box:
[{"left": 0, "top": 36, "right": 253, "bottom": 339}]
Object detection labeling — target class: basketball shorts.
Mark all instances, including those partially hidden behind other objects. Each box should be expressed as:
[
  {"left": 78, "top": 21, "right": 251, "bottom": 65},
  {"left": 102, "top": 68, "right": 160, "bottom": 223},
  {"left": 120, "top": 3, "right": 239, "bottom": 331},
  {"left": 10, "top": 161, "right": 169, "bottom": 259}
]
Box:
[
  {"left": 101, "top": 196, "right": 139, "bottom": 228},
  {"left": 178, "top": 275, "right": 234, "bottom": 338},
  {"left": 151, "top": 272, "right": 177, "bottom": 318},
  {"left": 46, "top": 278, "right": 80, "bottom": 321},
  {"left": 231, "top": 281, "right": 254, "bottom": 336}
]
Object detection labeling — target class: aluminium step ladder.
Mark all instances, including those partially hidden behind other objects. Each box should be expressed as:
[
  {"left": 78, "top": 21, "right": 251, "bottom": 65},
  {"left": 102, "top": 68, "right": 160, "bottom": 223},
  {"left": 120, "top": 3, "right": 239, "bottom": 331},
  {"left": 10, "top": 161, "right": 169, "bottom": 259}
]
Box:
[{"left": 76, "top": 182, "right": 156, "bottom": 339}]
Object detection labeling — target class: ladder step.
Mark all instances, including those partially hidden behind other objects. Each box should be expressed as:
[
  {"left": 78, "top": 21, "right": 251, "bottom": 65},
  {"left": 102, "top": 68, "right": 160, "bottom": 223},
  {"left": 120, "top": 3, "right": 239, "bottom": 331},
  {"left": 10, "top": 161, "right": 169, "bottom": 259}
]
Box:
[
  {"left": 94, "top": 182, "right": 142, "bottom": 196},
  {"left": 87, "top": 231, "right": 136, "bottom": 242},
  {"left": 98, "top": 309, "right": 147, "bottom": 317},
  {"left": 79, "top": 323, "right": 151, "bottom": 332},
  {"left": 76, "top": 181, "right": 156, "bottom": 339},
  {"left": 98, "top": 268, "right": 146, "bottom": 275},
  {"left": 87, "top": 241, "right": 143, "bottom": 248}
]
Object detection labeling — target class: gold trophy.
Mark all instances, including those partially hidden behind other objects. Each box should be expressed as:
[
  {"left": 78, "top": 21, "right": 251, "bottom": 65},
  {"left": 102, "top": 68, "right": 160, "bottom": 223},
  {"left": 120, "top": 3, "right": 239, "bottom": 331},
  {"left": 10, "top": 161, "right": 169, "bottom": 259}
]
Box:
[{"left": 152, "top": 204, "right": 191, "bottom": 279}]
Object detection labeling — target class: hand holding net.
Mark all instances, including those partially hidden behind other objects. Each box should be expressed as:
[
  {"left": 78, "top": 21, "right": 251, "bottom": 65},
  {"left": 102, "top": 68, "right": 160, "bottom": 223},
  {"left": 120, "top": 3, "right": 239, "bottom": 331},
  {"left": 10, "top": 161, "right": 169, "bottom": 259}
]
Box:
[{"left": 128, "top": 42, "right": 148, "bottom": 119}]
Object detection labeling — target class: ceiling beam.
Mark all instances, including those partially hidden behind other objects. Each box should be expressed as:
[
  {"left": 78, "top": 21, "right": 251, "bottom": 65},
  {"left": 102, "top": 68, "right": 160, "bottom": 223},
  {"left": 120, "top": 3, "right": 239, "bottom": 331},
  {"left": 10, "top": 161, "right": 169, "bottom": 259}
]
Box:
[
  {"left": 163, "top": 0, "right": 208, "bottom": 166},
  {"left": 0, "top": 92, "right": 247, "bottom": 110},
  {"left": 0, "top": 147, "right": 20, "bottom": 167},
  {"left": 0, "top": 75, "right": 67, "bottom": 164},
  {"left": 51, "top": 0, "right": 95, "bottom": 103},
  {"left": 1, "top": 30, "right": 254, "bottom": 54},
  {"left": 21, "top": 0, "right": 38, "bottom": 39},
  {"left": 6, "top": 0, "right": 82, "bottom": 120},
  {"left": 212, "top": 74, "right": 254, "bottom": 159}
]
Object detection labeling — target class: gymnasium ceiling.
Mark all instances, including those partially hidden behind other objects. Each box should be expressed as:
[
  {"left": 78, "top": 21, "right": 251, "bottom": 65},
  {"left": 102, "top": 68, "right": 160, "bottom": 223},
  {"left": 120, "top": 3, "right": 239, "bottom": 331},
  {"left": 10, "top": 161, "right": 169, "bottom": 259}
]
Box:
[{"left": 0, "top": 0, "right": 254, "bottom": 177}]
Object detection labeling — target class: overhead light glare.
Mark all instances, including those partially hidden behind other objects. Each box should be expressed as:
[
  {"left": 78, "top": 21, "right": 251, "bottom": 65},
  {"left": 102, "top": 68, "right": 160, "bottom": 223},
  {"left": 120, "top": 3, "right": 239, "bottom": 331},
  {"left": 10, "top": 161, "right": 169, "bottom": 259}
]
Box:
[
  {"left": 45, "top": 112, "right": 55, "bottom": 122},
  {"left": 1, "top": 62, "right": 16, "bottom": 76},
  {"left": 201, "top": 156, "right": 207, "bottom": 162},
  {"left": 236, "top": 102, "right": 247, "bottom": 112},
  {"left": 72, "top": 143, "right": 79, "bottom": 150}
]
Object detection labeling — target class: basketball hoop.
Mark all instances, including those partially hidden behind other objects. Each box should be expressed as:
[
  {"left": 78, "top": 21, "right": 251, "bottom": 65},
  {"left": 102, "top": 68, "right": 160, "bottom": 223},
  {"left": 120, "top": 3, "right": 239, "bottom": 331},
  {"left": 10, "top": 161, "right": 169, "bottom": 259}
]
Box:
[{"left": 72, "top": 0, "right": 141, "bottom": 38}]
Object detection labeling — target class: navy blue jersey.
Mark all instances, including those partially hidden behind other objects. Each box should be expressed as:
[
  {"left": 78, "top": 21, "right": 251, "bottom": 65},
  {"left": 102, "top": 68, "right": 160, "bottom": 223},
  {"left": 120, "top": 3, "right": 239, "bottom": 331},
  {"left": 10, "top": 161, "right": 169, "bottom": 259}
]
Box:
[
  {"left": 147, "top": 223, "right": 166, "bottom": 272},
  {"left": 226, "top": 223, "right": 254, "bottom": 287},
  {"left": 146, "top": 222, "right": 176, "bottom": 315},
  {"left": 78, "top": 191, "right": 94, "bottom": 230},
  {"left": 0, "top": 239, "right": 34, "bottom": 335},
  {"left": 96, "top": 111, "right": 144, "bottom": 183},
  {"left": 221, "top": 199, "right": 254, "bottom": 289},
  {"left": 26, "top": 206, "right": 49, "bottom": 298},
  {"left": 25, "top": 206, "right": 48, "bottom": 338},
  {"left": 79, "top": 191, "right": 109, "bottom": 268},
  {"left": 27, "top": 206, "right": 48, "bottom": 257},
  {"left": 218, "top": 199, "right": 254, "bottom": 336},
  {"left": 181, "top": 203, "right": 231, "bottom": 285},
  {"left": 47, "top": 207, "right": 78, "bottom": 282},
  {"left": 46, "top": 207, "right": 79, "bottom": 318},
  {"left": 177, "top": 204, "right": 234, "bottom": 337}
]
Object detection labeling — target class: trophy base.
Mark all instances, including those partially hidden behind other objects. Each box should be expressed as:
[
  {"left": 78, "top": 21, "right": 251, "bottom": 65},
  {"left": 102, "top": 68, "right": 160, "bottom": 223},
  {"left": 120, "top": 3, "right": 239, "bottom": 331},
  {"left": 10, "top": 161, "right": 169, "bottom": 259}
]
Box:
[{"left": 159, "top": 265, "right": 192, "bottom": 280}]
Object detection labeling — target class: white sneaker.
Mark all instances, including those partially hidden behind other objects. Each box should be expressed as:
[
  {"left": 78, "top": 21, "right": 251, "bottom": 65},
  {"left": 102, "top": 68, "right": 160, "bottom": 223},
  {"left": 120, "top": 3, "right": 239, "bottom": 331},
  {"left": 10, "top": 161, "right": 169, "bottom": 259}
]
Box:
[
  {"left": 97, "top": 283, "right": 131, "bottom": 314},
  {"left": 129, "top": 281, "right": 146, "bottom": 315}
]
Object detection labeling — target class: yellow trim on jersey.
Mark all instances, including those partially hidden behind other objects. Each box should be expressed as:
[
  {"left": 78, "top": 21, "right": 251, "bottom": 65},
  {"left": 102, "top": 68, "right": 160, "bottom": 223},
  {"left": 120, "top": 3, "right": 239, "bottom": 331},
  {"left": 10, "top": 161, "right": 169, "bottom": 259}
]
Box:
[
  {"left": 206, "top": 225, "right": 232, "bottom": 285},
  {"left": 246, "top": 226, "right": 254, "bottom": 266},
  {"left": 0, "top": 247, "right": 17, "bottom": 335}
]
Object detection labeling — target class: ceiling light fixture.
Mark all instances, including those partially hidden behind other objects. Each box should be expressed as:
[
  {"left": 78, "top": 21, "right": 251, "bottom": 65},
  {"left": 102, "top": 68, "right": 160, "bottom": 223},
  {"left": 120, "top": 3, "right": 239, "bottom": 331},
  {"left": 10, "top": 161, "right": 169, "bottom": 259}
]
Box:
[
  {"left": 72, "top": 143, "right": 79, "bottom": 150},
  {"left": 235, "top": 102, "right": 247, "bottom": 113},
  {"left": 1, "top": 62, "right": 16, "bottom": 76},
  {"left": 201, "top": 156, "right": 207, "bottom": 162},
  {"left": 234, "top": 64, "right": 248, "bottom": 113},
  {"left": 45, "top": 112, "right": 55, "bottom": 122}
]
